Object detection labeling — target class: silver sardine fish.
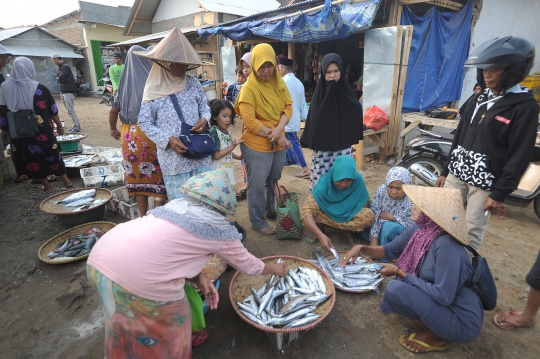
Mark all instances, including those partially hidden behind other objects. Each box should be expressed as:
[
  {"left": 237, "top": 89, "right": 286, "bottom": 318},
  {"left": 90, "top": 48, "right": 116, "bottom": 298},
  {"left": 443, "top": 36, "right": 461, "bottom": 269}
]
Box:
[
  {"left": 63, "top": 197, "right": 94, "bottom": 208},
  {"left": 53, "top": 189, "right": 96, "bottom": 205}
]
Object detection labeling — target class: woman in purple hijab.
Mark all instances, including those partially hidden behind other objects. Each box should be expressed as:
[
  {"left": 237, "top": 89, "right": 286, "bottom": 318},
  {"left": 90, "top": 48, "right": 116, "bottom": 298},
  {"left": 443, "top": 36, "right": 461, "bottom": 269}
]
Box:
[{"left": 341, "top": 186, "right": 483, "bottom": 353}]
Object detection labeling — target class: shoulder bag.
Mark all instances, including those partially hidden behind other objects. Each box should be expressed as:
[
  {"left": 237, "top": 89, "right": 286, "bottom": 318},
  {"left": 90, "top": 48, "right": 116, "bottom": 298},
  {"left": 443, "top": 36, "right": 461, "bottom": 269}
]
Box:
[
  {"left": 465, "top": 245, "right": 497, "bottom": 310},
  {"left": 168, "top": 94, "right": 216, "bottom": 159},
  {"left": 7, "top": 110, "right": 39, "bottom": 138},
  {"left": 275, "top": 184, "right": 302, "bottom": 240}
]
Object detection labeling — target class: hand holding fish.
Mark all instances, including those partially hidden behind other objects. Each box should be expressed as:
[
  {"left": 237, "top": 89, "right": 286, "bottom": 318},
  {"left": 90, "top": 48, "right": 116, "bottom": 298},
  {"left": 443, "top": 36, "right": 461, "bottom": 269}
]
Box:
[
  {"left": 377, "top": 263, "right": 404, "bottom": 278},
  {"left": 483, "top": 196, "right": 503, "bottom": 212},
  {"left": 318, "top": 233, "right": 335, "bottom": 253},
  {"left": 339, "top": 245, "right": 364, "bottom": 267},
  {"left": 195, "top": 272, "right": 219, "bottom": 310},
  {"left": 262, "top": 262, "right": 287, "bottom": 277}
]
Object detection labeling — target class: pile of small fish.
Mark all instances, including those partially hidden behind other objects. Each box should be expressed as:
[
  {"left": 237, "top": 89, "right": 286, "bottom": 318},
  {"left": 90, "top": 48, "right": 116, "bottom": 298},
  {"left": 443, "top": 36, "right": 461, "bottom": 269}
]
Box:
[
  {"left": 51, "top": 189, "right": 105, "bottom": 212},
  {"left": 236, "top": 259, "right": 332, "bottom": 329},
  {"left": 47, "top": 226, "right": 104, "bottom": 261},
  {"left": 311, "top": 248, "right": 384, "bottom": 294},
  {"left": 56, "top": 134, "right": 86, "bottom": 142},
  {"left": 63, "top": 155, "right": 96, "bottom": 167}
]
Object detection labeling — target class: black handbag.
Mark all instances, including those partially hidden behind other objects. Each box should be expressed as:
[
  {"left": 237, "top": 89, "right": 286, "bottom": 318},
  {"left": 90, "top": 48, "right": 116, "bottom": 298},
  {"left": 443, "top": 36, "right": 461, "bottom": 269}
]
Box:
[
  {"left": 465, "top": 245, "right": 497, "bottom": 311},
  {"left": 169, "top": 94, "right": 216, "bottom": 160},
  {"left": 7, "top": 109, "right": 39, "bottom": 138}
]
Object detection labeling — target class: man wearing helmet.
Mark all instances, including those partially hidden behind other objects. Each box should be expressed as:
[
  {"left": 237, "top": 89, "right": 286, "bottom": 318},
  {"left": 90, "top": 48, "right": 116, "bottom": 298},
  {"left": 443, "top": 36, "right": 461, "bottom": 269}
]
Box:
[{"left": 436, "top": 36, "right": 538, "bottom": 250}]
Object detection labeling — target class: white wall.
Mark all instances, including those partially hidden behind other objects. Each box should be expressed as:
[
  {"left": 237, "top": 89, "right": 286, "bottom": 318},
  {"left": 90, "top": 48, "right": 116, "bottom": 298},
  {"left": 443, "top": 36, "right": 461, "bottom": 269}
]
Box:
[
  {"left": 459, "top": 0, "right": 540, "bottom": 104},
  {"left": 153, "top": 0, "right": 201, "bottom": 23}
]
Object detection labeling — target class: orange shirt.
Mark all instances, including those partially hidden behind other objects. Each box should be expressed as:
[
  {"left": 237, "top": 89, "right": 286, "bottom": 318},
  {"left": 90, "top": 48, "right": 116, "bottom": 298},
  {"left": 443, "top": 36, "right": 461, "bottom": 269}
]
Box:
[{"left": 239, "top": 102, "right": 293, "bottom": 152}]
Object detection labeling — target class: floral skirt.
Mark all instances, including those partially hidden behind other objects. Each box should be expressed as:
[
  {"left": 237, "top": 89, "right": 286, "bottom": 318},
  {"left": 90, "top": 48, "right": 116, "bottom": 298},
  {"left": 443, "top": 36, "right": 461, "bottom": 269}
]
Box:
[
  {"left": 87, "top": 265, "right": 192, "bottom": 359},
  {"left": 121, "top": 123, "right": 167, "bottom": 198},
  {"left": 301, "top": 193, "right": 375, "bottom": 231}
]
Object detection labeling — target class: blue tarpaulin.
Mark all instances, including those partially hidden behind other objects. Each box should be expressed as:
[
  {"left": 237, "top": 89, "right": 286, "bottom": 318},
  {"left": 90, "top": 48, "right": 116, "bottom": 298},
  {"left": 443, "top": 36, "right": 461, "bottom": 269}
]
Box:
[
  {"left": 401, "top": 1, "right": 473, "bottom": 112},
  {"left": 198, "top": 0, "right": 380, "bottom": 43}
]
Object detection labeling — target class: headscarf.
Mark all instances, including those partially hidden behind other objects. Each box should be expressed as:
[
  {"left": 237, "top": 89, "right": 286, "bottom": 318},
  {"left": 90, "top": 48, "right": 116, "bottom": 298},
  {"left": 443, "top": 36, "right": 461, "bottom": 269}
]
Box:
[
  {"left": 396, "top": 213, "right": 445, "bottom": 277},
  {"left": 117, "top": 46, "right": 153, "bottom": 124},
  {"left": 385, "top": 167, "right": 412, "bottom": 186},
  {"left": 300, "top": 53, "right": 363, "bottom": 151},
  {"left": 234, "top": 44, "right": 292, "bottom": 122},
  {"left": 0, "top": 57, "right": 39, "bottom": 112},
  {"left": 241, "top": 52, "right": 251, "bottom": 67},
  {"left": 312, "top": 156, "right": 370, "bottom": 223},
  {"left": 141, "top": 62, "right": 186, "bottom": 104}
]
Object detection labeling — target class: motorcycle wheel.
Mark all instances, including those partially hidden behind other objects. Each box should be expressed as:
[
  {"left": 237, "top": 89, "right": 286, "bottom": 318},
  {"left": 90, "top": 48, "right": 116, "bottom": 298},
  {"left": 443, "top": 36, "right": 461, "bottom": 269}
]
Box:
[
  {"left": 534, "top": 197, "right": 540, "bottom": 221},
  {"left": 400, "top": 155, "right": 443, "bottom": 187}
]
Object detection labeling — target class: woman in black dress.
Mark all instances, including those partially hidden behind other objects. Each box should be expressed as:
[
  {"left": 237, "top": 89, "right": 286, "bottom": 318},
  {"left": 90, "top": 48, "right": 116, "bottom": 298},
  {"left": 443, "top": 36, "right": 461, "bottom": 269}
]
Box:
[{"left": 0, "top": 57, "right": 72, "bottom": 191}]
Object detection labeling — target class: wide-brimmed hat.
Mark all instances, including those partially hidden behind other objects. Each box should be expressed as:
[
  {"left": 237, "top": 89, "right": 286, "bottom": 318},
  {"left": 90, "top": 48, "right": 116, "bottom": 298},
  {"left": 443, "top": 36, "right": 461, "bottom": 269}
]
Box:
[
  {"left": 402, "top": 185, "right": 469, "bottom": 246},
  {"left": 0, "top": 44, "right": 12, "bottom": 56},
  {"left": 179, "top": 169, "right": 237, "bottom": 216},
  {"left": 134, "top": 28, "right": 208, "bottom": 69}
]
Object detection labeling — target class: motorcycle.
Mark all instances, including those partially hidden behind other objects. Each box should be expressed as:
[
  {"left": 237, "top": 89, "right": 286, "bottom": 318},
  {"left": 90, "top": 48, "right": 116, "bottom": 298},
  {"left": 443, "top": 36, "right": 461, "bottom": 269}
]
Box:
[
  {"left": 397, "top": 128, "right": 540, "bottom": 220},
  {"left": 98, "top": 77, "right": 114, "bottom": 106},
  {"left": 75, "top": 72, "right": 89, "bottom": 97}
]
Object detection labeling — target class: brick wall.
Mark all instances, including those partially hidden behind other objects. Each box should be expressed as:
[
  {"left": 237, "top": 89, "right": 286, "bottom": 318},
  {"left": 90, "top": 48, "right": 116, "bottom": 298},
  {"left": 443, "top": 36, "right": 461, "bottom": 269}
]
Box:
[{"left": 43, "top": 12, "right": 84, "bottom": 47}]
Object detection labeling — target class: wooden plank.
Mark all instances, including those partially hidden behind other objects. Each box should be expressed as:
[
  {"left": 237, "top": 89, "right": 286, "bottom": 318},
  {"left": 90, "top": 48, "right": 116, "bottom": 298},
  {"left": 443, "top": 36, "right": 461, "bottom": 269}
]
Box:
[
  {"left": 399, "top": 119, "right": 421, "bottom": 138},
  {"left": 366, "top": 134, "right": 386, "bottom": 148},
  {"left": 402, "top": 113, "right": 459, "bottom": 129},
  {"left": 386, "top": 27, "right": 403, "bottom": 155},
  {"left": 288, "top": 43, "right": 295, "bottom": 59},
  {"left": 363, "top": 126, "right": 388, "bottom": 136},
  {"left": 388, "top": 0, "right": 399, "bottom": 26},
  {"left": 354, "top": 140, "right": 364, "bottom": 170}
]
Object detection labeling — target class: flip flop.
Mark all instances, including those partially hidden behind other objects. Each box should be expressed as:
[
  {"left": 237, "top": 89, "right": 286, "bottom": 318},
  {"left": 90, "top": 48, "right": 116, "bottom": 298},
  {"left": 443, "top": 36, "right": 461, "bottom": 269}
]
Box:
[
  {"left": 493, "top": 311, "right": 525, "bottom": 330},
  {"left": 235, "top": 188, "right": 247, "bottom": 200},
  {"left": 191, "top": 329, "right": 209, "bottom": 347},
  {"left": 399, "top": 333, "right": 449, "bottom": 353},
  {"left": 15, "top": 175, "right": 29, "bottom": 183},
  {"left": 250, "top": 225, "right": 276, "bottom": 235},
  {"left": 294, "top": 172, "right": 310, "bottom": 179}
]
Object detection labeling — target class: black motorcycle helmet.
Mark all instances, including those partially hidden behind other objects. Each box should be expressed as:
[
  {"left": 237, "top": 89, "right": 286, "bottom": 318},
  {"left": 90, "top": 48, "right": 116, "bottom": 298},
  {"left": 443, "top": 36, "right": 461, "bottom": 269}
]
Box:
[{"left": 464, "top": 36, "right": 535, "bottom": 90}]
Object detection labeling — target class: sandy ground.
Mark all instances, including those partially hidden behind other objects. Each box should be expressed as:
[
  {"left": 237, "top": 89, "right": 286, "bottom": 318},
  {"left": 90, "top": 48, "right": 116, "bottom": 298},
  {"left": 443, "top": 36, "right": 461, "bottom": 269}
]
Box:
[{"left": 1, "top": 95, "right": 539, "bottom": 359}]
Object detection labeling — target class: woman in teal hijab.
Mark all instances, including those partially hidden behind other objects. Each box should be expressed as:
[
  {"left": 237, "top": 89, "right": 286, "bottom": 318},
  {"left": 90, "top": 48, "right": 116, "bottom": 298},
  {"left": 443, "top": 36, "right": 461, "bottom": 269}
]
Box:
[{"left": 302, "top": 156, "right": 375, "bottom": 251}]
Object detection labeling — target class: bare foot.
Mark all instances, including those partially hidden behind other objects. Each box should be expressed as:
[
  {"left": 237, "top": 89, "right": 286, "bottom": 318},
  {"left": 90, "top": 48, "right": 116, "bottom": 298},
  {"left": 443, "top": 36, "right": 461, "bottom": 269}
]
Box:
[
  {"left": 493, "top": 311, "right": 533, "bottom": 329},
  {"left": 400, "top": 331, "right": 447, "bottom": 352}
]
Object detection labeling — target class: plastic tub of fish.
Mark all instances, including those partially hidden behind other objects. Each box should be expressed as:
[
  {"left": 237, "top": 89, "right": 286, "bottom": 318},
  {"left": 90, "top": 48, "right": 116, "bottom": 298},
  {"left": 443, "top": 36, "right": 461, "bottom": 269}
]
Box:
[
  {"left": 80, "top": 164, "right": 125, "bottom": 188},
  {"left": 107, "top": 186, "right": 155, "bottom": 220},
  {"left": 56, "top": 133, "right": 87, "bottom": 155},
  {"left": 101, "top": 149, "right": 123, "bottom": 166},
  {"left": 81, "top": 145, "right": 118, "bottom": 163},
  {"left": 311, "top": 249, "right": 383, "bottom": 294},
  {"left": 229, "top": 255, "right": 336, "bottom": 350},
  {"left": 38, "top": 221, "right": 116, "bottom": 264},
  {"left": 40, "top": 188, "right": 112, "bottom": 228}
]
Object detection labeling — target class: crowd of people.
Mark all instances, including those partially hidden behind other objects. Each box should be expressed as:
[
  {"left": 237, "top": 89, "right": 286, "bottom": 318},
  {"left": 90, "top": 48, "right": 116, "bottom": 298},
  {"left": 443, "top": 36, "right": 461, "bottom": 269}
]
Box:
[{"left": 1, "top": 31, "right": 540, "bottom": 357}]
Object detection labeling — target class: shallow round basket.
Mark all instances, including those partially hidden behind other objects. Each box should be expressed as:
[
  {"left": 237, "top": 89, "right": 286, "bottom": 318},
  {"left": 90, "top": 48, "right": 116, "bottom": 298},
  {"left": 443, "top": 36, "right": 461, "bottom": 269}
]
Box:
[
  {"left": 40, "top": 188, "right": 112, "bottom": 227},
  {"left": 38, "top": 221, "right": 116, "bottom": 264},
  {"left": 201, "top": 255, "right": 228, "bottom": 283},
  {"left": 229, "top": 255, "right": 336, "bottom": 335},
  {"left": 321, "top": 251, "right": 380, "bottom": 294}
]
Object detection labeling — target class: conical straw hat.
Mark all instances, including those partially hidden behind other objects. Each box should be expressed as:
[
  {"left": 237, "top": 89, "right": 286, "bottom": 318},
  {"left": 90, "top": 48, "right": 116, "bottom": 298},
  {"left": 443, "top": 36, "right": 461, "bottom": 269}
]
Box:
[
  {"left": 133, "top": 28, "right": 203, "bottom": 67},
  {"left": 402, "top": 185, "right": 469, "bottom": 246}
]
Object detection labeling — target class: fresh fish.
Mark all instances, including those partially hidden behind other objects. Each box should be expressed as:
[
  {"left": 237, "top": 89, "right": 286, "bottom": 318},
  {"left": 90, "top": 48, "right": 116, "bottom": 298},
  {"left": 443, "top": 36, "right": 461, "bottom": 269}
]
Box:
[
  {"left": 53, "top": 189, "right": 96, "bottom": 205},
  {"left": 239, "top": 310, "right": 266, "bottom": 326},
  {"left": 257, "top": 286, "right": 275, "bottom": 316},
  {"left": 283, "top": 314, "right": 320, "bottom": 328},
  {"left": 250, "top": 287, "right": 262, "bottom": 305},
  {"left": 279, "top": 292, "right": 314, "bottom": 314},
  {"left": 63, "top": 197, "right": 94, "bottom": 208},
  {"left": 329, "top": 248, "right": 343, "bottom": 270}
]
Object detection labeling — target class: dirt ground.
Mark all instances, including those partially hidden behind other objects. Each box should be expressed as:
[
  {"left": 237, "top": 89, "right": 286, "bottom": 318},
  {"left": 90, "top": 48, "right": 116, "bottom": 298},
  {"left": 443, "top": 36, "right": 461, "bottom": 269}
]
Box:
[{"left": 1, "top": 95, "right": 539, "bottom": 359}]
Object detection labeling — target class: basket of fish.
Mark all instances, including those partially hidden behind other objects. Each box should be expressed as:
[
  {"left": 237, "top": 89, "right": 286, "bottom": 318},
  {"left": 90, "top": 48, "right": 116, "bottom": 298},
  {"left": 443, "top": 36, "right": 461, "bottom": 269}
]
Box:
[
  {"left": 311, "top": 248, "right": 383, "bottom": 294},
  {"left": 38, "top": 221, "right": 116, "bottom": 264},
  {"left": 56, "top": 133, "right": 87, "bottom": 154},
  {"left": 40, "top": 188, "right": 112, "bottom": 228},
  {"left": 229, "top": 255, "right": 335, "bottom": 350}
]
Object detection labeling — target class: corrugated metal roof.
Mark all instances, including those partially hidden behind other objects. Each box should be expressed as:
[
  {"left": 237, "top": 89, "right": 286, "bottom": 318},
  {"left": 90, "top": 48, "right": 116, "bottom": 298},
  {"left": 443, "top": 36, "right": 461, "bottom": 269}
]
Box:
[
  {"left": 2, "top": 44, "right": 83, "bottom": 58},
  {"left": 79, "top": 1, "right": 132, "bottom": 27},
  {"left": 197, "top": 0, "right": 281, "bottom": 17},
  {"left": 110, "top": 26, "right": 198, "bottom": 46},
  {"left": 0, "top": 27, "right": 32, "bottom": 42},
  {"left": 78, "top": 20, "right": 124, "bottom": 28}
]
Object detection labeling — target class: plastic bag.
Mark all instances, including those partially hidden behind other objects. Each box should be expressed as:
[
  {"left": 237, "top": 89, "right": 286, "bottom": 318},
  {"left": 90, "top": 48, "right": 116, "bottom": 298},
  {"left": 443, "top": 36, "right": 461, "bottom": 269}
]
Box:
[{"left": 364, "top": 105, "right": 389, "bottom": 131}]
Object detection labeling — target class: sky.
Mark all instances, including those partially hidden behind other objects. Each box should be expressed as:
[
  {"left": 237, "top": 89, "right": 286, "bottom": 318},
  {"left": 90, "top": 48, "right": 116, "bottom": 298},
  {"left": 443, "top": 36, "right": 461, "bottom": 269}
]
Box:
[{"left": 1, "top": 0, "right": 135, "bottom": 29}]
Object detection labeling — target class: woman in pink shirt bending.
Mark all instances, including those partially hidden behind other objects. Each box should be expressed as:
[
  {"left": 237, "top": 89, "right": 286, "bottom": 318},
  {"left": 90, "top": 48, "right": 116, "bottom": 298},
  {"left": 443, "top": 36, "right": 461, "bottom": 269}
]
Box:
[{"left": 87, "top": 169, "right": 285, "bottom": 359}]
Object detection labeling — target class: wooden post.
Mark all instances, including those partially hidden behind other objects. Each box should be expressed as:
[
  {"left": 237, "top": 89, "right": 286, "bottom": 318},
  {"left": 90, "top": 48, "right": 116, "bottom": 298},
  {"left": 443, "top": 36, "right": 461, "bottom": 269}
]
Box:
[
  {"left": 288, "top": 43, "right": 295, "bottom": 59},
  {"left": 355, "top": 140, "right": 364, "bottom": 170}
]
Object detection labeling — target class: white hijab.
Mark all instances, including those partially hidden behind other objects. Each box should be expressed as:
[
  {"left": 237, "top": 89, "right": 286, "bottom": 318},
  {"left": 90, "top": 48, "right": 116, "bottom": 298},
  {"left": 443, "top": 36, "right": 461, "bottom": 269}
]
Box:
[
  {"left": 0, "top": 57, "right": 39, "bottom": 112},
  {"left": 141, "top": 62, "right": 186, "bottom": 104},
  {"left": 164, "top": 197, "right": 231, "bottom": 229}
]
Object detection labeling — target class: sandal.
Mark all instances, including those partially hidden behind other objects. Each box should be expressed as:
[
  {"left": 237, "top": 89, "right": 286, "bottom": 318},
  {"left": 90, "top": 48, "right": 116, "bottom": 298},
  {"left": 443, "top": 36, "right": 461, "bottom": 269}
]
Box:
[
  {"left": 191, "top": 329, "right": 209, "bottom": 347},
  {"left": 250, "top": 225, "right": 276, "bottom": 235},
  {"left": 15, "top": 175, "right": 29, "bottom": 183},
  {"left": 294, "top": 172, "right": 310, "bottom": 179},
  {"left": 399, "top": 333, "right": 449, "bottom": 353},
  {"left": 493, "top": 311, "right": 525, "bottom": 330},
  {"left": 235, "top": 188, "right": 247, "bottom": 200},
  {"left": 305, "top": 232, "right": 318, "bottom": 244}
]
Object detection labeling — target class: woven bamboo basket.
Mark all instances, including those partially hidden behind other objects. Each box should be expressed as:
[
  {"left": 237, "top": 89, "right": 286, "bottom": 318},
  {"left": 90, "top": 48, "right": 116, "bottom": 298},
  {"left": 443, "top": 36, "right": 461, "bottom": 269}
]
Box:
[
  {"left": 229, "top": 255, "right": 336, "bottom": 350},
  {"left": 38, "top": 221, "right": 116, "bottom": 264},
  {"left": 201, "top": 255, "right": 228, "bottom": 282},
  {"left": 322, "top": 251, "right": 380, "bottom": 294}
]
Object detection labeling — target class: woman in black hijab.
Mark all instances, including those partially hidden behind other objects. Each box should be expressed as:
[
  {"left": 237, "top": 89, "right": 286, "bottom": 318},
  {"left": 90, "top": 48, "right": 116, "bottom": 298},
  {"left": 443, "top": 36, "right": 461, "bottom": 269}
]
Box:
[{"left": 300, "top": 53, "right": 363, "bottom": 191}]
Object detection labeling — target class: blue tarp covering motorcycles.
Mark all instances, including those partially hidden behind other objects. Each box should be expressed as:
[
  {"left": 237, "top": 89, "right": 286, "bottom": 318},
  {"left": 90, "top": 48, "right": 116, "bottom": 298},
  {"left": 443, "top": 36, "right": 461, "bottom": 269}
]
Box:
[
  {"left": 401, "top": 0, "right": 473, "bottom": 112},
  {"left": 198, "top": 0, "right": 380, "bottom": 43}
]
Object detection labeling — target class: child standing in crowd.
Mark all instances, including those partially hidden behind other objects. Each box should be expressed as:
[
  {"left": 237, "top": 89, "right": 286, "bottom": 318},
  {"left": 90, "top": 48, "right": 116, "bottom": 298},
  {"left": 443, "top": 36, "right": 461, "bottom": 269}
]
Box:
[
  {"left": 209, "top": 100, "right": 243, "bottom": 185},
  {"left": 223, "top": 65, "right": 246, "bottom": 103}
]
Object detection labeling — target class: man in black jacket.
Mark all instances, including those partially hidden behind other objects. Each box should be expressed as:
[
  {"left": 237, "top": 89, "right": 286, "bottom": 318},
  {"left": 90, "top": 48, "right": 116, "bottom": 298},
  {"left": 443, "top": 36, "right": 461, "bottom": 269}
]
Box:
[
  {"left": 51, "top": 53, "right": 81, "bottom": 132},
  {"left": 436, "top": 37, "right": 538, "bottom": 250}
]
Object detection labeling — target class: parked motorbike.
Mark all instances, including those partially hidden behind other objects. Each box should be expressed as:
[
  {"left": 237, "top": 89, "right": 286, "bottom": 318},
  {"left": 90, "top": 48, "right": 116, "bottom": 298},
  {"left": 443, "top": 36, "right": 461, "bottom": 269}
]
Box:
[
  {"left": 75, "top": 73, "right": 89, "bottom": 97},
  {"left": 397, "top": 128, "right": 540, "bottom": 220},
  {"left": 98, "top": 77, "right": 114, "bottom": 106}
]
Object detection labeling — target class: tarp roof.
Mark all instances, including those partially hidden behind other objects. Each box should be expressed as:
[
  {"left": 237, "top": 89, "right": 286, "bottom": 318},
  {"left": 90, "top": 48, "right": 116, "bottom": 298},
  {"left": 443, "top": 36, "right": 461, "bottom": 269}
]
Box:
[
  {"left": 197, "top": 0, "right": 280, "bottom": 17},
  {"left": 0, "top": 26, "right": 83, "bottom": 58},
  {"left": 198, "top": 0, "right": 381, "bottom": 43}
]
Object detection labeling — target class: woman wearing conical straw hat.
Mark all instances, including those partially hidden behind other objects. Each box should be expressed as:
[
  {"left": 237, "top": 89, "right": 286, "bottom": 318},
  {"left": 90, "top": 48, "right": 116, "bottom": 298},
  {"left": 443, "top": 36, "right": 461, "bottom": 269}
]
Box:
[
  {"left": 137, "top": 28, "right": 213, "bottom": 200},
  {"left": 341, "top": 186, "right": 483, "bottom": 353}
]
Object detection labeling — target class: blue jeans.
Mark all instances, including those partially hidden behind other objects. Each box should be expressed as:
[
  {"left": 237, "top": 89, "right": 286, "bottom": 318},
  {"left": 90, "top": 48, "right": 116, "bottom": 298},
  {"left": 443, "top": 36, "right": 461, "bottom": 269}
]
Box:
[{"left": 284, "top": 132, "right": 307, "bottom": 168}]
